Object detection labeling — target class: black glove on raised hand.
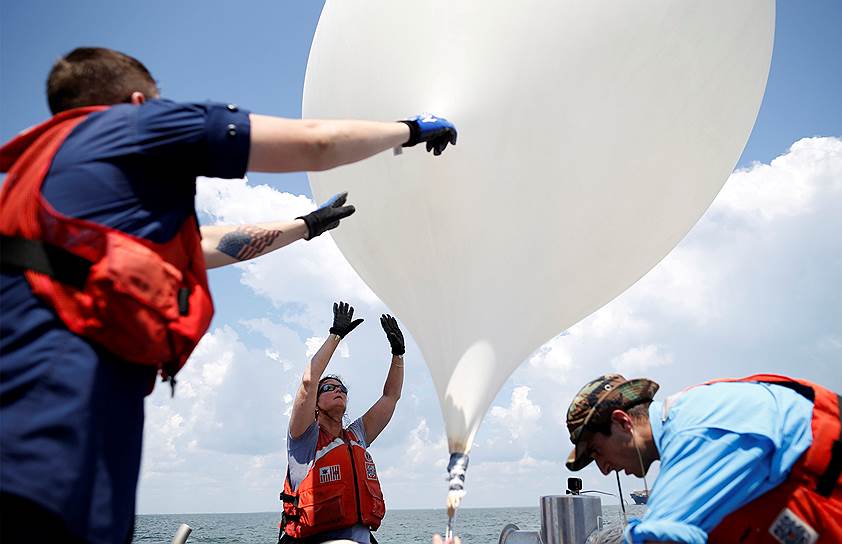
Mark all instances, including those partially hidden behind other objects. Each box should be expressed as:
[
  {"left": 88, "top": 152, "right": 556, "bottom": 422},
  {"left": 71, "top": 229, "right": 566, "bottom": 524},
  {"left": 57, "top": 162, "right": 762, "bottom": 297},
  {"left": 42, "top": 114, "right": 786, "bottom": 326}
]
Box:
[
  {"left": 298, "top": 192, "right": 355, "bottom": 240},
  {"left": 329, "top": 301, "right": 364, "bottom": 338},
  {"left": 380, "top": 314, "right": 405, "bottom": 356}
]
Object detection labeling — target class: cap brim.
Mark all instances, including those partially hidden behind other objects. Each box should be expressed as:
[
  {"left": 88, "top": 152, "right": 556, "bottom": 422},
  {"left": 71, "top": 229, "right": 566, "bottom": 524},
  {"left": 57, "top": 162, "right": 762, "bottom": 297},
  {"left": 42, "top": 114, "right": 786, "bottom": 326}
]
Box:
[{"left": 565, "top": 436, "right": 593, "bottom": 472}]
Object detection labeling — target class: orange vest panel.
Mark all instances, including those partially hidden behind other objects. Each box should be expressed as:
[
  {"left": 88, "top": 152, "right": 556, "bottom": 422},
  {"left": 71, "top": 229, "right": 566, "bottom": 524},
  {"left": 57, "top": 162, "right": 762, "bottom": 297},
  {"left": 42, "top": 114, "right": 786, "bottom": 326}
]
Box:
[
  {"left": 705, "top": 375, "right": 842, "bottom": 543},
  {"left": 0, "top": 107, "right": 214, "bottom": 380},
  {"left": 282, "top": 426, "right": 385, "bottom": 539}
]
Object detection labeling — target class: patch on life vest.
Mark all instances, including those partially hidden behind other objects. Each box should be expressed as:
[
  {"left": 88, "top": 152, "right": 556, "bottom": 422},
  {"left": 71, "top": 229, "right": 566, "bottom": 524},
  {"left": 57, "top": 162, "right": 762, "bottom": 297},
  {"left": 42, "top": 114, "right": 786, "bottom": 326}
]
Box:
[
  {"left": 365, "top": 462, "right": 377, "bottom": 480},
  {"left": 769, "top": 507, "right": 818, "bottom": 544},
  {"left": 365, "top": 451, "right": 373, "bottom": 462},
  {"left": 319, "top": 465, "right": 341, "bottom": 484}
]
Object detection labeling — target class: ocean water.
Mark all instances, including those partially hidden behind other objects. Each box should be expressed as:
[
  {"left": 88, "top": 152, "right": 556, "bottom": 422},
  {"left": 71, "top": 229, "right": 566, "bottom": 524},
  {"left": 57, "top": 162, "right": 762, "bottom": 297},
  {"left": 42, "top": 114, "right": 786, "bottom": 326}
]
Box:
[{"left": 135, "top": 505, "right": 647, "bottom": 543}]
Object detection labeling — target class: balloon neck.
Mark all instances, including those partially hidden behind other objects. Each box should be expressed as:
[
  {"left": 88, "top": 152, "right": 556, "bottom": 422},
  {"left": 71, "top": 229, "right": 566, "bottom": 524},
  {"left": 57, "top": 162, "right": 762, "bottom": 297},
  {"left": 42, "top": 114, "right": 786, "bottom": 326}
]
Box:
[{"left": 447, "top": 452, "right": 469, "bottom": 494}]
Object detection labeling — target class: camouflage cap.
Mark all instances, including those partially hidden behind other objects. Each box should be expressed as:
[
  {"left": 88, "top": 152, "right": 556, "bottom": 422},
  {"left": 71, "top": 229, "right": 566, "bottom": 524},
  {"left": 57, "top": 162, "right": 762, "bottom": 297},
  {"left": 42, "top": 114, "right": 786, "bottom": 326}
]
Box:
[{"left": 565, "top": 374, "right": 659, "bottom": 471}]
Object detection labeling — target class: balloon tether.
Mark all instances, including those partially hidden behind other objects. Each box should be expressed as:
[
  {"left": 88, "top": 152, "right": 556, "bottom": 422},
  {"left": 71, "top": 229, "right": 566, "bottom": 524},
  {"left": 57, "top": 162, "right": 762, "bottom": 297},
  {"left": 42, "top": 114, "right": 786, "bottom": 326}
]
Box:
[{"left": 446, "top": 452, "right": 469, "bottom": 540}]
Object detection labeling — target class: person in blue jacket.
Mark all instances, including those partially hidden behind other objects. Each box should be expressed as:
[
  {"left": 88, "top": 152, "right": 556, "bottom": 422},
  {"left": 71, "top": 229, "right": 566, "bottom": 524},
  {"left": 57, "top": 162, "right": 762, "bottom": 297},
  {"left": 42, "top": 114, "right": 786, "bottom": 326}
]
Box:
[
  {"left": 0, "top": 46, "right": 457, "bottom": 544},
  {"left": 565, "top": 374, "right": 841, "bottom": 543}
]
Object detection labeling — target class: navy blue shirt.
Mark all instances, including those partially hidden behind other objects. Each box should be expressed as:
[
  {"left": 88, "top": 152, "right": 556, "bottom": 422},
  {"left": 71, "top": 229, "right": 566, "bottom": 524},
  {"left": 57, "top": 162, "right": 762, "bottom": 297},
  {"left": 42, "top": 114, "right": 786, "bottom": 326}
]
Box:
[{"left": 0, "top": 100, "right": 250, "bottom": 544}]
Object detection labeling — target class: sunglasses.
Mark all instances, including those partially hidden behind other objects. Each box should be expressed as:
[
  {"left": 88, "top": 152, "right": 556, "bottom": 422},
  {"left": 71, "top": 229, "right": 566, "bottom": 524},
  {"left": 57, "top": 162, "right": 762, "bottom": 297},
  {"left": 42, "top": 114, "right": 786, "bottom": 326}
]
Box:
[{"left": 319, "top": 383, "right": 348, "bottom": 395}]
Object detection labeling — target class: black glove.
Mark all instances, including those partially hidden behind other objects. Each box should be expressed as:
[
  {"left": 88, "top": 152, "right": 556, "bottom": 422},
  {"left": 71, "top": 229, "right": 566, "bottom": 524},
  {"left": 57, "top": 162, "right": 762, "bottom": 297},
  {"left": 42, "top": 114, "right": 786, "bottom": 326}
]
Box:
[
  {"left": 297, "top": 192, "right": 355, "bottom": 240},
  {"left": 380, "top": 314, "right": 405, "bottom": 356},
  {"left": 399, "top": 113, "right": 458, "bottom": 156},
  {"left": 330, "top": 301, "right": 363, "bottom": 338}
]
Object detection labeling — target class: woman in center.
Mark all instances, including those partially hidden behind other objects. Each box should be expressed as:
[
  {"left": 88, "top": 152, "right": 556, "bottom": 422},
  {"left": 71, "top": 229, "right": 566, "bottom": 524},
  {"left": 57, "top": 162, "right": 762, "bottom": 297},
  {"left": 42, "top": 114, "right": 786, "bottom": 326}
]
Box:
[{"left": 280, "top": 301, "right": 406, "bottom": 543}]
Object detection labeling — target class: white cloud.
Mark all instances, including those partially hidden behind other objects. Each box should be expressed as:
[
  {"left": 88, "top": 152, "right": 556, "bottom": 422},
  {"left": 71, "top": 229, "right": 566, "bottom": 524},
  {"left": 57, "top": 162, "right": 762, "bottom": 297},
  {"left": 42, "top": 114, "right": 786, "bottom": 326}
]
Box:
[
  {"left": 527, "top": 333, "right": 573, "bottom": 381},
  {"left": 524, "top": 303, "right": 652, "bottom": 385},
  {"left": 631, "top": 246, "right": 722, "bottom": 325},
  {"left": 611, "top": 344, "right": 674, "bottom": 374},
  {"left": 240, "top": 317, "right": 306, "bottom": 371},
  {"left": 195, "top": 177, "right": 378, "bottom": 331},
  {"left": 405, "top": 418, "right": 448, "bottom": 466},
  {"left": 489, "top": 386, "right": 542, "bottom": 442},
  {"left": 378, "top": 418, "right": 448, "bottom": 485},
  {"left": 715, "top": 137, "right": 842, "bottom": 222},
  {"left": 305, "top": 335, "right": 349, "bottom": 360},
  {"left": 583, "top": 302, "right": 650, "bottom": 339},
  {"left": 142, "top": 326, "right": 296, "bottom": 464}
]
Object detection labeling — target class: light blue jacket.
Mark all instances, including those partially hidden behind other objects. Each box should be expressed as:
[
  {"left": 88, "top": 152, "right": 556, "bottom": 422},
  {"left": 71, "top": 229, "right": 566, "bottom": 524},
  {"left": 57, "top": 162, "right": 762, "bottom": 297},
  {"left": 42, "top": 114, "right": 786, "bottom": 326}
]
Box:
[{"left": 624, "top": 381, "right": 813, "bottom": 543}]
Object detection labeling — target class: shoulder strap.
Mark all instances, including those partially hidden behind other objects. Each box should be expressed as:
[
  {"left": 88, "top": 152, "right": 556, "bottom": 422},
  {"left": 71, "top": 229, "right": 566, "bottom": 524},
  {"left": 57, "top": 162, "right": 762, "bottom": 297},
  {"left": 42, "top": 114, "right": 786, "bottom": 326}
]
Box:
[
  {"left": 0, "top": 235, "right": 91, "bottom": 289},
  {"left": 816, "top": 393, "right": 842, "bottom": 497}
]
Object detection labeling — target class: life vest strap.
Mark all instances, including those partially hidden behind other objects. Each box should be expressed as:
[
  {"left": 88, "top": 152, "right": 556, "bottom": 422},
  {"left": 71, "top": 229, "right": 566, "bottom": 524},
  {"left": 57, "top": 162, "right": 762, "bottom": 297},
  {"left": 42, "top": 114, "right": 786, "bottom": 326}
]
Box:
[
  {"left": 279, "top": 491, "right": 299, "bottom": 507},
  {"left": 0, "top": 234, "right": 90, "bottom": 289},
  {"left": 816, "top": 393, "right": 842, "bottom": 497},
  {"left": 770, "top": 379, "right": 816, "bottom": 402}
]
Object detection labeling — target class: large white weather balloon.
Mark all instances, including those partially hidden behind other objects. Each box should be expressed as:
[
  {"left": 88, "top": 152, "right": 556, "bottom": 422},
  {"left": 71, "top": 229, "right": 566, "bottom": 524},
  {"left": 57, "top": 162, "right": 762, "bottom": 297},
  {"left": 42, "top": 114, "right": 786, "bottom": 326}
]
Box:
[{"left": 304, "top": 0, "right": 774, "bottom": 502}]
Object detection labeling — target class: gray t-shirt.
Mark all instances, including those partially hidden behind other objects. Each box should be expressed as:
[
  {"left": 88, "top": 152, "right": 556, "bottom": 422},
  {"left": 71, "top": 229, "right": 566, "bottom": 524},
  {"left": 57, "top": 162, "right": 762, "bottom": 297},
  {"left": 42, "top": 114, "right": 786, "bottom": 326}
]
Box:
[{"left": 287, "top": 418, "right": 371, "bottom": 544}]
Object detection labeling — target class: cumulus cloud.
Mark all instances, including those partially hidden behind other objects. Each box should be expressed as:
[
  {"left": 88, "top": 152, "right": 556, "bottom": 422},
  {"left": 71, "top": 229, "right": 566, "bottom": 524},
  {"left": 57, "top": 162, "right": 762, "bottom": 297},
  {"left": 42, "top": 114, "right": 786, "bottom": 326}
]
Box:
[
  {"left": 139, "top": 324, "right": 305, "bottom": 512},
  {"left": 489, "top": 386, "right": 542, "bottom": 442},
  {"left": 611, "top": 344, "right": 674, "bottom": 374},
  {"left": 404, "top": 418, "right": 449, "bottom": 467},
  {"left": 525, "top": 301, "right": 652, "bottom": 386},
  {"left": 305, "top": 335, "right": 349, "bottom": 360},
  {"left": 527, "top": 333, "right": 573, "bottom": 381},
  {"left": 376, "top": 418, "right": 448, "bottom": 488},
  {"left": 195, "top": 177, "right": 378, "bottom": 332},
  {"left": 147, "top": 327, "right": 293, "bottom": 451},
  {"left": 715, "top": 137, "right": 842, "bottom": 222},
  {"left": 631, "top": 246, "right": 723, "bottom": 325}
]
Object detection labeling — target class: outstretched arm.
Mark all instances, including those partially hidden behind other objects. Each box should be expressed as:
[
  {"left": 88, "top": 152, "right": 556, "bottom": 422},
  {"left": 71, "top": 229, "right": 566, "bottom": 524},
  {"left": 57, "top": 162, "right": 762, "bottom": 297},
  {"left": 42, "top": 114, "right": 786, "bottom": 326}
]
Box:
[
  {"left": 247, "top": 113, "right": 457, "bottom": 172},
  {"left": 201, "top": 192, "right": 355, "bottom": 269},
  {"left": 288, "top": 302, "right": 364, "bottom": 438},
  {"left": 201, "top": 219, "right": 306, "bottom": 269},
  {"left": 248, "top": 115, "right": 408, "bottom": 172},
  {"left": 288, "top": 334, "right": 340, "bottom": 439},
  {"left": 362, "top": 315, "right": 406, "bottom": 444}
]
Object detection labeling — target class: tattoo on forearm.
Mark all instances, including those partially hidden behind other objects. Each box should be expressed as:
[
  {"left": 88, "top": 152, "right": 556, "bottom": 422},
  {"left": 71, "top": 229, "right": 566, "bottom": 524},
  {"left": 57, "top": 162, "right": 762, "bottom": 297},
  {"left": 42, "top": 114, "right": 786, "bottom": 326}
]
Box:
[{"left": 217, "top": 226, "right": 282, "bottom": 261}]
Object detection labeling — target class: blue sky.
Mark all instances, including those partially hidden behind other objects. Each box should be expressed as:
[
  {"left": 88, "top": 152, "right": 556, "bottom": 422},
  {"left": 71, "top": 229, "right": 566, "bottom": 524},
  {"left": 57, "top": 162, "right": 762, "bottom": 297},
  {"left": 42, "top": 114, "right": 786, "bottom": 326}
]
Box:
[{"left": 2, "top": 0, "right": 841, "bottom": 517}]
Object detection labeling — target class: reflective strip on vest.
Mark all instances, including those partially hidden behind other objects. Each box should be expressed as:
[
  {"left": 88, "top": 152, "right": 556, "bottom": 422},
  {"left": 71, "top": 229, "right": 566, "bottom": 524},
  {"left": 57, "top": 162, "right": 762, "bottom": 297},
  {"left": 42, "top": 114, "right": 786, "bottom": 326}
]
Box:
[{"left": 313, "top": 437, "right": 365, "bottom": 465}]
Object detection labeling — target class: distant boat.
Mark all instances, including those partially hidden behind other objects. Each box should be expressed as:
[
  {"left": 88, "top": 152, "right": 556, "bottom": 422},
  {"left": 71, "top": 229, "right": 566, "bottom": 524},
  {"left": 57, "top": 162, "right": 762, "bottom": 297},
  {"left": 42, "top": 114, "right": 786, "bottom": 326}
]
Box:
[{"left": 630, "top": 490, "right": 648, "bottom": 505}]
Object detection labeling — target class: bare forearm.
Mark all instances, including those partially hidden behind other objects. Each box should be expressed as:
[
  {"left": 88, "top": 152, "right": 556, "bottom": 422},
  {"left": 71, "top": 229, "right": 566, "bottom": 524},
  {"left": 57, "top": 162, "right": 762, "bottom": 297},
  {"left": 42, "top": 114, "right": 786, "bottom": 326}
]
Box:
[
  {"left": 289, "top": 334, "right": 340, "bottom": 437},
  {"left": 303, "top": 334, "right": 341, "bottom": 387},
  {"left": 308, "top": 120, "right": 409, "bottom": 171},
  {"left": 201, "top": 219, "right": 308, "bottom": 269},
  {"left": 382, "top": 355, "right": 404, "bottom": 401},
  {"left": 361, "top": 356, "right": 404, "bottom": 443},
  {"left": 248, "top": 114, "right": 410, "bottom": 173}
]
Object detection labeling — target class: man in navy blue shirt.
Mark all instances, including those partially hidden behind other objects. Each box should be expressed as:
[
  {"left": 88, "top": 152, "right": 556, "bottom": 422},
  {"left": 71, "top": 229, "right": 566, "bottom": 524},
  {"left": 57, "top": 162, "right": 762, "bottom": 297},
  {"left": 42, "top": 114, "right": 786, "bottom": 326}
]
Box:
[{"left": 0, "top": 47, "right": 458, "bottom": 544}]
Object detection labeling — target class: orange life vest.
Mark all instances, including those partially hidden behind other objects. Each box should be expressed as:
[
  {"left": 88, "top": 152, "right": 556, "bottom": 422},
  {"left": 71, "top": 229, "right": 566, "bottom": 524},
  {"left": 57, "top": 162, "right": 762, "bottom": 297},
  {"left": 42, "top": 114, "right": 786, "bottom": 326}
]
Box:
[
  {"left": 281, "top": 426, "right": 385, "bottom": 539},
  {"left": 0, "top": 106, "right": 214, "bottom": 382},
  {"left": 704, "top": 374, "right": 842, "bottom": 543}
]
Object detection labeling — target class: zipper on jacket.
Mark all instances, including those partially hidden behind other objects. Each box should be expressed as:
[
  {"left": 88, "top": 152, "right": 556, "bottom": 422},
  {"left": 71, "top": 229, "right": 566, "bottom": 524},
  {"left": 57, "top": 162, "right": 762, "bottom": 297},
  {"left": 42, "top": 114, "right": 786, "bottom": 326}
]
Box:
[{"left": 345, "top": 434, "right": 364, "bottom": 525}]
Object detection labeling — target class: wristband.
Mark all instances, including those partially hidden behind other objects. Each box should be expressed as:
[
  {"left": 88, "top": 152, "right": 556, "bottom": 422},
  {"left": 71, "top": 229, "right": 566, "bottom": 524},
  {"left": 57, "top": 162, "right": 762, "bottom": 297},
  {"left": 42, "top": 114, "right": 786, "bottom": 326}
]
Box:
[{"left": 398, "top": 120, "right": 420, "bottom": 147}]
